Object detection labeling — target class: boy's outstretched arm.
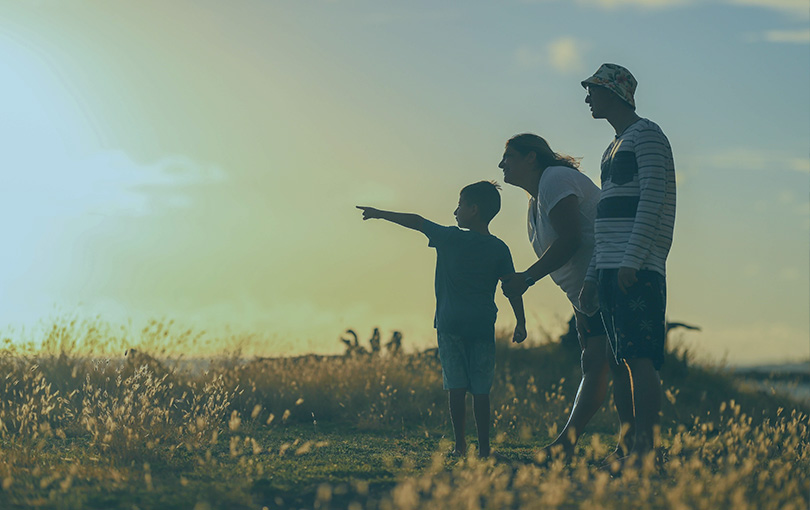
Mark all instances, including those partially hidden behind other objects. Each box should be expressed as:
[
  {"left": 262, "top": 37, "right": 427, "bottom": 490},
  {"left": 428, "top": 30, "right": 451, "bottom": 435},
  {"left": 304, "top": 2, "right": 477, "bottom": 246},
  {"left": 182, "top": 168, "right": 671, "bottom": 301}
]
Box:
[
  {"left": 356, "top": 206, "right": 425, "bottom": 231},
  {"left": 508, "top": 294, "right": 527, "bottom": 344}
]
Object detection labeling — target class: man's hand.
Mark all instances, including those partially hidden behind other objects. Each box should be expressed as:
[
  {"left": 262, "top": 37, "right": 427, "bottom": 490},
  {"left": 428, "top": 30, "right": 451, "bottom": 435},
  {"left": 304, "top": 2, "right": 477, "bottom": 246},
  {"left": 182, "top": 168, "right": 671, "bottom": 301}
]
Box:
[
  {"left": 501, "top": 272, "right": 529, "bottom": 298},
  {"left": 579, "top": 280, "right": 599, "bottom": 315},
  {"left": 356, "top": 206, "right": 383, "bottom": 220},
  {"left": 512, "top": 323, "right": 527, "bottom": 344},
  {"left": 617, "top": 267, "right": 638, "bottom": 294}
]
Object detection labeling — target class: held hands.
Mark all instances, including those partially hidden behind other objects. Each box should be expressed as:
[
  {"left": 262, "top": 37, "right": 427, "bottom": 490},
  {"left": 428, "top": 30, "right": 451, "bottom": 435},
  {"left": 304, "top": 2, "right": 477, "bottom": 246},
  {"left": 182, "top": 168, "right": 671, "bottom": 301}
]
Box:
[
  {"left": 578, "top": 280, "right": 599, "bottom": 316},
  {"left": 501, "top": 272, "right": 529, "bottom": 298},
  {"left": 512, "top": 323, "right": 527, "bottom": 344},
  {"left": 356, "top": 206, "right": 383, "bottom": 220}
]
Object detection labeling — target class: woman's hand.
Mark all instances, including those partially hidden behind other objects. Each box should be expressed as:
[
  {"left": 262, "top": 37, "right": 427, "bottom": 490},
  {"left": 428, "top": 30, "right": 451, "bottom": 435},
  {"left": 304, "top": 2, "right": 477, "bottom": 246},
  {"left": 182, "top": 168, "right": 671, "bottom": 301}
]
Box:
[{"left": 579, "top": 280, "right": 599, "bottom": 315}]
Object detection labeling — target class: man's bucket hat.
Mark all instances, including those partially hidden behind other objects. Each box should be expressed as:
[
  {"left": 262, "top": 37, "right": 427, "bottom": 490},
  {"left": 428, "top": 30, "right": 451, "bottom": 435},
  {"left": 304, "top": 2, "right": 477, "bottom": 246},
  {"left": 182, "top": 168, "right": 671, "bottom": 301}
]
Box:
[{"left": 581, "top": 63, "right": 637, "bottom": 109}]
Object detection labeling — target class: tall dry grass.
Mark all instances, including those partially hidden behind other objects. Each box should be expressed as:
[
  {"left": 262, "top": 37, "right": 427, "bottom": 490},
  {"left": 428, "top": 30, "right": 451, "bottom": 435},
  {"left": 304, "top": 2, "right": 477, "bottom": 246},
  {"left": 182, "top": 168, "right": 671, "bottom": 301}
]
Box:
[{"left": 0, "top": 317, "right": 806, "bottom": 509}]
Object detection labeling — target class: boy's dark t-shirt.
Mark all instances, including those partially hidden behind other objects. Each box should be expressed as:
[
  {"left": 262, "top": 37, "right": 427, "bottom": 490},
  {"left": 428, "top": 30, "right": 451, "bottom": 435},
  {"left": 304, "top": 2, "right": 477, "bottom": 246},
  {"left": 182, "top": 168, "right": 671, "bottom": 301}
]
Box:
[{"left": 422, "top": 220, "right": 515, "bottom": 340}]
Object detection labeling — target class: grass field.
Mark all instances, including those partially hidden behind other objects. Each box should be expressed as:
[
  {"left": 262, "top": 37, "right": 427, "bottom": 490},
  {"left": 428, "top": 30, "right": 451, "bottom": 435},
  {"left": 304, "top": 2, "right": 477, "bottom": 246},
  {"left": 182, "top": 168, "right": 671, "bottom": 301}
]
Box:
[{"left": 0, "top": 319, "right": 807, "bottom": 509}]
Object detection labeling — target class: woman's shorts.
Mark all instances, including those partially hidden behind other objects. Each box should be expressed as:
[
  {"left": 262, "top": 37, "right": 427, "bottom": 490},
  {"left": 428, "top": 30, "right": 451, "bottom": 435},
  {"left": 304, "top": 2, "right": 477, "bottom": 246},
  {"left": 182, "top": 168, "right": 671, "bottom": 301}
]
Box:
[
  {"left": 574, "top": 308, "right": 607, "bottom": 348},
  {"left": 436, "top": 332, "right": 495, "bottom": 394},
  {"left": 598, "top": 269, "right": 667, "bottom": 370}
]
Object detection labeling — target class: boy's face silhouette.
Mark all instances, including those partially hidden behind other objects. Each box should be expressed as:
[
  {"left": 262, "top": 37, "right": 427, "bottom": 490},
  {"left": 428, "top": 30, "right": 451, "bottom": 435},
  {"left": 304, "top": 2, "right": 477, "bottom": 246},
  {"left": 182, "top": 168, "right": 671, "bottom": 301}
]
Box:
[{"left": 454, "top": 195, "right": 478, "bottom": 229}]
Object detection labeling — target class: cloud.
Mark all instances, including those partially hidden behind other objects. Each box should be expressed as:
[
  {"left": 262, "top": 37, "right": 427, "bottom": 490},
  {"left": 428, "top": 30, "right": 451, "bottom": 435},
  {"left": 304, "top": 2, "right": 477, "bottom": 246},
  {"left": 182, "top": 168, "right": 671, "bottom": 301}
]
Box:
[
  {"left": 548, "top": 37, "right": 588, "bottom": 74},
  {"left": 725, "top": 0, "right": 810, "bottom": 19},
  {"left": 746, "top": 28, "right": 810, "bottom": 44},
  {"left": 520, "top": 0, "right": 692, "bottom": 6},
  {"left": 582, "top": 0, "right": 693, "bottom": 8},
  {"left": 764, "top": 28, "right": 810, "bottom": 43},
  {"left": 514, "top": 46, "right": 546, "bottom": 69},
  {"left": 526, "top": 0, "right": 808, "bottom": 17},
  {"left": 357, "top": 8, "right": 460, "bottom": 25},
  {"left": 707, "top": 148, "right": 810, "bottom": 174},
  {"left": 514, "top": 37, "right": 588, "bottom": 74},
  {"left": 0, "top": 150, "right": 227, "bottom": 221}
]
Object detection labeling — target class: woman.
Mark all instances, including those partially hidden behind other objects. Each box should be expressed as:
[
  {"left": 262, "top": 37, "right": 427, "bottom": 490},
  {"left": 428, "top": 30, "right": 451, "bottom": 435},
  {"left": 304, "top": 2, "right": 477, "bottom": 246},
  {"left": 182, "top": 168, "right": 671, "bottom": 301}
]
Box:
[{"left": 499, "top": 133, "right": 634, "bottom": 458}]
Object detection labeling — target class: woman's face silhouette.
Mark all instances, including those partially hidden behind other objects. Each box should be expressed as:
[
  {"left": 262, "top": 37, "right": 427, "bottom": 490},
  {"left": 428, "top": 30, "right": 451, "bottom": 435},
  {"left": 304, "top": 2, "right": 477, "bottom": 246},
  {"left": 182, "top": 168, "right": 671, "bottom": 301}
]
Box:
[{"left": 499, "top": 146, "right": 534, "bottom": 187}]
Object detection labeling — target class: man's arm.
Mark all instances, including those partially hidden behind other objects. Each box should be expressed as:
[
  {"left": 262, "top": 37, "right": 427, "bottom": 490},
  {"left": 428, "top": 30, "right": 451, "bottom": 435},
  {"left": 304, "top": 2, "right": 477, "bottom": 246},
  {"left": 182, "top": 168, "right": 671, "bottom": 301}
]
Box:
[
  {"left": 356, "top": 206, "right": 425, "bottom": 231},
  {"left": 618, "top": 128, "right": 671, "bottom": 292},
  {"left": 502, "top": 194, "right": 582, "bottom": 298}
]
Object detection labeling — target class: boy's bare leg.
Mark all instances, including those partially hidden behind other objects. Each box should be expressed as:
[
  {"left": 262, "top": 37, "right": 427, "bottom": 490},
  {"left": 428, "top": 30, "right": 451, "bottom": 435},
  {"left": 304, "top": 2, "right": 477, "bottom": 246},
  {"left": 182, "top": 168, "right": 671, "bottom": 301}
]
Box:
[
  {"left": 545, "top": 335, "right": 610, "bottom": 455},
  {"left": 626, "top": 358, "right": 661, "bottom": 456},
  {"left": 608, "top": 356, "right": 635, "bottom": 456},
  {"left": 472, "top": 394, "right": 490, "bottom": 458},
  {"left": 448, "top": 388, "right": 467, "bottom": 455}
]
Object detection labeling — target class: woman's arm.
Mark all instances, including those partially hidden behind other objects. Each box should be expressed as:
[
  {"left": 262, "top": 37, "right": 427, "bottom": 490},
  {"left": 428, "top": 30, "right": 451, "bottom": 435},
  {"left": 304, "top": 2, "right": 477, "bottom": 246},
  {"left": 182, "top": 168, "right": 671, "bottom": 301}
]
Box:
[{"left": 502, "top": 194, "right": 582, "bottom": 297}]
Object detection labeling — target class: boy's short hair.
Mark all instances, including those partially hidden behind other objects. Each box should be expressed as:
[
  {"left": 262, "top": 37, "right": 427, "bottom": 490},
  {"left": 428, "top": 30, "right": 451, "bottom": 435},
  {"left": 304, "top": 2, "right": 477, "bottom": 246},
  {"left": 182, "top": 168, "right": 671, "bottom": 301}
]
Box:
[{"left": 460, "top": 181, "right": 501, "bottom": 223}]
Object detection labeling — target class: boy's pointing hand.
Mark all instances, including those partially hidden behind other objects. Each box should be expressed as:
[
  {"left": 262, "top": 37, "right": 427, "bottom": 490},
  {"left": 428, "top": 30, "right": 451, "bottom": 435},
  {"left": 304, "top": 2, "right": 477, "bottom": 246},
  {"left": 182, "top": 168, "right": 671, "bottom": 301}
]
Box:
[{"left": 356, "top": 206, "right": 382, "bottom": 220}]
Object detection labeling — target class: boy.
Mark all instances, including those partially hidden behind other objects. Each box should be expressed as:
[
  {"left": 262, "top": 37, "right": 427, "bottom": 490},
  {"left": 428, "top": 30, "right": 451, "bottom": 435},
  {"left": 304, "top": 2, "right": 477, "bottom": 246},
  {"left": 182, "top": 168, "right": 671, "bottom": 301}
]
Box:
[{"left": 357, "top": 181, "right": 526, "bottom": 458}]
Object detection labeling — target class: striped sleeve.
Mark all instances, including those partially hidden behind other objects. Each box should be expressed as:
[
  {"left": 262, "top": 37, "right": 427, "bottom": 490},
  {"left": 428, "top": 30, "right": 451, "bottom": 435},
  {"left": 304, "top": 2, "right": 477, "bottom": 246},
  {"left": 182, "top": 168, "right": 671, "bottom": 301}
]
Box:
[
  {"left": 585, "top": 252, "right": 597, "bottom": 282},
  {"left": 621, "top": 127, "right": 669, "bottom": 269}
]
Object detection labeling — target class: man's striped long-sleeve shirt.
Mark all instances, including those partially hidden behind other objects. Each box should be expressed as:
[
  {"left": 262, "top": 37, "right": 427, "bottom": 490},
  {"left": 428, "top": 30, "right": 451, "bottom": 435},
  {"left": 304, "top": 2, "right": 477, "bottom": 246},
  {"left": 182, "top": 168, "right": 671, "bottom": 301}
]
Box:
[{"left": 586, "top": 118, "right": 676, "bottom": 280}]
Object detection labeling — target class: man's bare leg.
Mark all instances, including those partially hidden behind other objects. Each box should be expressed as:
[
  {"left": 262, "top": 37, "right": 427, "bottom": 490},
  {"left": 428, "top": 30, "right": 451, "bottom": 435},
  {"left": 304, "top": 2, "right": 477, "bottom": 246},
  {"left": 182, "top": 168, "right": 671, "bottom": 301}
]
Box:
[
  {"left": 626, "top": 358, "right": 661, "bottom": 457},
  {"left": 609, "top": 356, "right": 636, "bottom": 456},
  {"left": 448, "top": 388, "right": 467, "bottom": 455}
]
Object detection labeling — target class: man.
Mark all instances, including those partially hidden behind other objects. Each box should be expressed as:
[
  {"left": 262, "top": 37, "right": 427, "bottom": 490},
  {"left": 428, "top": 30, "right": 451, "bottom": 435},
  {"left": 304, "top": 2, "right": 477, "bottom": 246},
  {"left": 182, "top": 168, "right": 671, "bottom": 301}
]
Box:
[{"left": 579, "top": 63, "right": 676, "bottom": 461}]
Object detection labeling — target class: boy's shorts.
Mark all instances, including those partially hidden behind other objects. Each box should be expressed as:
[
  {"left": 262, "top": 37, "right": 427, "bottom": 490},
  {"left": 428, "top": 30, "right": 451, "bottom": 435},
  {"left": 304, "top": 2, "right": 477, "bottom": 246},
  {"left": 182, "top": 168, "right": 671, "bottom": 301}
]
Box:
[
  {"left": 598, "top": 269, "right": 667, "bottom": 370},
  {"left": 436, "top": 332, "right": 495, "bottom": 394},
  {"left": 574, "top": 308, "right": 607, "bottom": 348}
]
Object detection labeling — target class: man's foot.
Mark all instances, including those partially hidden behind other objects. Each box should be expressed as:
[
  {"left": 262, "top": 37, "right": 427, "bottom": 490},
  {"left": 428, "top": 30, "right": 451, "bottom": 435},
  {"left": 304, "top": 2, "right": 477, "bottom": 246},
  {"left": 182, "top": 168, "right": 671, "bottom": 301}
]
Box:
[
  {"left": 489, "top": 450, "right": 511, "bottom": 463},
  {"left": 447, "top": 447, "right": 466, "bottom": 458},
  {"left": 599, "top": 449, "right": 660, "bottom": 475},
  {"left": 600, "top": 444, "right": 631, "bottom": 466},
  {"left": 542, "top": 441, "right": 575, "bottom": 458}
]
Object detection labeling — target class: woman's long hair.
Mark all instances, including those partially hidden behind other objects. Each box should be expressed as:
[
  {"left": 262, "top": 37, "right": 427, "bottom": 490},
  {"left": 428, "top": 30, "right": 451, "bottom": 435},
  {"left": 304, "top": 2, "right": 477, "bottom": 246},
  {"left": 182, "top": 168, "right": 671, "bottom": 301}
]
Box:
[{"left": 506, "top": 133, "right": 580, "bottom": 170}]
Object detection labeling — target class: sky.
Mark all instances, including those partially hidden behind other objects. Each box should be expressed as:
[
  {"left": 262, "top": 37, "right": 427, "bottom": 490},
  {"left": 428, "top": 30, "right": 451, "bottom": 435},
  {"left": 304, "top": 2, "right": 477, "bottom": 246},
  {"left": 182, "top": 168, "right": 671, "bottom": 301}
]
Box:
[{"left": 0, "top": 0, "right": 807, "bottom": 364}]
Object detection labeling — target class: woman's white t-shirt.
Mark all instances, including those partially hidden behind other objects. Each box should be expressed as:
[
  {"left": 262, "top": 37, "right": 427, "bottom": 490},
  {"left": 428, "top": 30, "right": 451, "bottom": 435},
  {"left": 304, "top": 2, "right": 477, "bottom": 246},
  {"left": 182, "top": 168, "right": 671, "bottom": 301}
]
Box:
[{"left": 527, "top": 165, "right": 600, "bottom": 311}]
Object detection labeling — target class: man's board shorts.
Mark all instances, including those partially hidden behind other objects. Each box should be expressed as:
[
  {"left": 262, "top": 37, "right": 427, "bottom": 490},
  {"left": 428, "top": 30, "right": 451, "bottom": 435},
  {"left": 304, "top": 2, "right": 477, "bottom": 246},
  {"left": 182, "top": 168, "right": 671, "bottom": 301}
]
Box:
[
  {"left": 597, "top": 269, "right": 667, "bottom": 370},
  {"left": 574, "top": 308, "right": 607, "bottom": 348},
  {"left": 436, "top": 332, "right": 495, "bottom": 394}
]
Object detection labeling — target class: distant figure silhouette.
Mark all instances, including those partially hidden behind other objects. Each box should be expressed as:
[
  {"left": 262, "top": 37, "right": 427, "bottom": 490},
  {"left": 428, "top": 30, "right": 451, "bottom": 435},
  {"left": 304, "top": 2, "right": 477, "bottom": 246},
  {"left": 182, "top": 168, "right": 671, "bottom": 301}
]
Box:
[
  {"left": 340, "top": 329, "right": 368, "bottom": 357},
  {"left": 385, "top": 331, "right": 402, "bottom": 356},
  {"left": 369, "top": 328, "right": 381, "bottom": 355},
  {"left": 499, "top": 133, "right": 632, "bottom": 459},
  {"left": 578, "top": 63, "right": 677, "bottom": 463},
  {"left": 358, "top": 181, "right": 526, "bottom": 459},
  {"left": 124, "top": 348, "right": 166, "bottom": 376}
]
